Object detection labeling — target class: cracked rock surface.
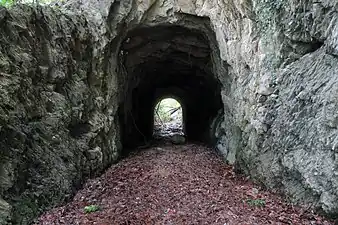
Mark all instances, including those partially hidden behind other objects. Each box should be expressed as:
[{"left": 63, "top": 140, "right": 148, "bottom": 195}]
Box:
[{"left": 0, "top": 0, "right": 338, "bottom": 223}]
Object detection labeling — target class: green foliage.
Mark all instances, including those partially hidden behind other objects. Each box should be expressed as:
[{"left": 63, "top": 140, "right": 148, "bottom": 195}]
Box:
[
  {"left": 246, "top": 198, "right": 266, "bottom": 207},
  {"left": 0, "top": 0, "right": 14, "bottom": 7},
  {"left": 84, "top": 205, "right": 100, "bottom": 213},
  {"left": 0, "top": 0, "right": 54, "bottom": 7},
  {"left": 154, "top": 98, "right": 182, "bottom": 124}
]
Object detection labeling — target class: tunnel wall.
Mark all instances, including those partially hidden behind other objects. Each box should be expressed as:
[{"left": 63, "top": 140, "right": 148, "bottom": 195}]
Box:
[
  {"left": 0, "top": 0, "right": 338, "bottom": 223},
  {"left": 0, "top": 5, "right": 121, "bottom": 224},
  {"left": 196, "top": 0, "right": 338, "bottom": 217}
]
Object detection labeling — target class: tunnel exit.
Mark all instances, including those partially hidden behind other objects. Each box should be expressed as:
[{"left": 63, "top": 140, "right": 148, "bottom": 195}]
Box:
[
  {"left": 118, "top": 25, "right": 223, "bottom": 149},
  {"left": 153, "top": 98, "right": 184, "bottom": 138}
]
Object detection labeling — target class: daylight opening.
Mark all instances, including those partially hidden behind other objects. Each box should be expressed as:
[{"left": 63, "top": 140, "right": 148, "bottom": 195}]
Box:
[{"left": 153, "top": 98, "right": 184, "bottom": 138}]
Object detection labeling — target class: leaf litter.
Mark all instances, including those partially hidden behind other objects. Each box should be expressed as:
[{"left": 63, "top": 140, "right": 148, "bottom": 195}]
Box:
[{"left": 35, "top": 143, "right": 334, "bottom": 225}]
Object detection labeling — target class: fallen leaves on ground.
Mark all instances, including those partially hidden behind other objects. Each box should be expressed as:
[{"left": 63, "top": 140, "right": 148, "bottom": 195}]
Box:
[{"left": 35, "top": 143, "right": 334, "bottom": 225}]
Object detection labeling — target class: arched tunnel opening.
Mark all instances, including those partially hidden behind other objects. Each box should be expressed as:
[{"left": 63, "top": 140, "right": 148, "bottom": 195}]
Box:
[
  {"left": 153, "top": 97, "right": 184, "bottom": 138},
  {"left": 118, "top": 25, "right": 223, "bottom": 149}
]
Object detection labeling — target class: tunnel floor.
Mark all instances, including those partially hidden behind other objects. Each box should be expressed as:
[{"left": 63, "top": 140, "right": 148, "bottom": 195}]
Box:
[
  {"left": 36, "top": 143, "right": 332, "bottom": 225},
  {"left": 153, "top": 120, "right": 184, "bottom": 139}
]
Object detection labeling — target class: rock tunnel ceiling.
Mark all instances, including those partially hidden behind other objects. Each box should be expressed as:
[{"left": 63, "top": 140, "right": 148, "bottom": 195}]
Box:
[{"left": 118, "top": 26, "right": 223, "bottom": 148}]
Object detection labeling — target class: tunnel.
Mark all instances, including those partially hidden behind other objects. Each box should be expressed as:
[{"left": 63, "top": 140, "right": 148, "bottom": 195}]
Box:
[
  {"left": 153, "top": 96, "right": 185, "bottom": 137},
  {"left": 117, "top": 25, "right": 223, "bottom": 149}
]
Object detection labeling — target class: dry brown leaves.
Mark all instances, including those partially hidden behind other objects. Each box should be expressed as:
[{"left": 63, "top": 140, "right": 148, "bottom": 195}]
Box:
[{"left": 35, "top": 144, "right": 334, "bottom": 225}]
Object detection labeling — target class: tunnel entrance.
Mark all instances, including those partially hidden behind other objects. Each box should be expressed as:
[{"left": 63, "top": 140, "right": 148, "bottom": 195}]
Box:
[
  {"left": 153, "top": 97, "right": 184, "bottom": 138},
  {"left": 118, "top": 25, "right": 223, "bottom": 149}
]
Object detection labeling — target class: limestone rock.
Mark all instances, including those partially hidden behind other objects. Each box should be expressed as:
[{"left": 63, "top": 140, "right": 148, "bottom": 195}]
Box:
[
  {"left": 1, "top": 0, "right": 338, "bottom": 223},
  {"left": 0, "top": 199, "right": 11, "bottom": 225},
  {"left": 171, "top": 134, "right": 186, "bottom": 145},
  {"left": 0, "top": 3, "right": 120, "bottom": 224}
]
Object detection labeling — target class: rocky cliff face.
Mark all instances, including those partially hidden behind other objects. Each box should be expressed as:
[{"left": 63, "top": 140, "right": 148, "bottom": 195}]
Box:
[
  {"left": 0, "top": 0, "right": 338, "bottom": 223},
  {"left": 0, "top": 4, "right": 120, "bottom": 224}
]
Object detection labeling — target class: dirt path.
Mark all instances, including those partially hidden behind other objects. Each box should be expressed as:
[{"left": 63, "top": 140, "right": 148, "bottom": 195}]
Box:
[{"left": 36, "top": 143, "right": 333, "bottom": 225}]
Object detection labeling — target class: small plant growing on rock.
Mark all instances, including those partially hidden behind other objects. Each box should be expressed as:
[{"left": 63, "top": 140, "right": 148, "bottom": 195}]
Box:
[
  {"left": 246, "top": 198, "right": 266, "bottom": 207},
  {"left": 84, "top": 205, "right": 100, "bottom": 213}
]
